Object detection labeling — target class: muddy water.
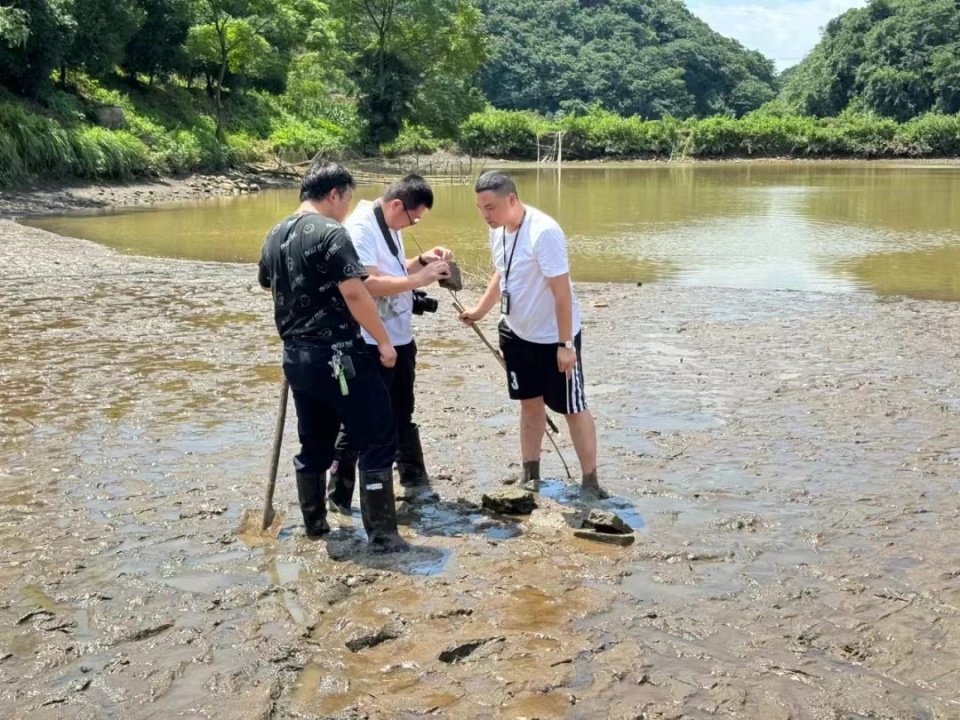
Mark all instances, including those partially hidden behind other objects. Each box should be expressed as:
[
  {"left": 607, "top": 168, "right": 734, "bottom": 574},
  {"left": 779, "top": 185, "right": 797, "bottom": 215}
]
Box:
[
  {"left": 2, "top": 219, "right": 960, "bottom": 718},
  {"left": 24, "top": 162, "right": 960, "bottom": 301}
]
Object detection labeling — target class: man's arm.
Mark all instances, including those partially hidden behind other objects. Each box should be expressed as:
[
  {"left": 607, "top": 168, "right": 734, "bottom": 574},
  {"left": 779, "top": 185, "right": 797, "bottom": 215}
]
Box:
[
  {"left": 537, "top": 227, "right": 577, "bottom": 374},
  {"left": 459, "top": 271, "right": 502, "bottom": 324},
  {"left": 323, "top": 225, "right": 396, "bottom": 367},
  {"left": 339, "top": 279, "right": 396, "bottom": 368},
  {"left": 257, "top": 256, "right": 271, "bottom": 291},
  {"left": 546, "top": 274, "right": 574, "bottom": 344},
  {"left": 363, "top": 262, "right": 449, "bottom": 298},
  {"left": 405, "top": 246, "right": 453, "bottom": 273}
]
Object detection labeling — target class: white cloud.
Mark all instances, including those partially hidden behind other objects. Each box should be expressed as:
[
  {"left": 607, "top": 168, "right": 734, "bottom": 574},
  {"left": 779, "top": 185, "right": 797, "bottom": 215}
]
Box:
[{"left": 686, "top": 0, "right": 866, "bottom": 70}]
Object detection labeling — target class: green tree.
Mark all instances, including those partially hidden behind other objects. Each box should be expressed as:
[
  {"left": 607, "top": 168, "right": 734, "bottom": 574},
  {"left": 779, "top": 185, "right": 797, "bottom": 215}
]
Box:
[
  {"left": 123, "top": 0, "right": 193, "bottom": 83},
  {"left": 0, "top": 6, "right": 30, "bottom": 46},
  {"left": 779, "top": 0, "right": 960, "bottom": 120},
  {"left": 0, "top": 0, "right": 75, "bottom": 95},
  {"left": 186, "top": 0, "right": 328, "bottom": 141},
  {"left": 333, "top": 0, "right": 487, "bottom": 148},
  {"left": 477, "top": 0, "right": 777, "bottom": 119},
  {"left": 65, "top": 0, "right": 145, "bottom": 79}
]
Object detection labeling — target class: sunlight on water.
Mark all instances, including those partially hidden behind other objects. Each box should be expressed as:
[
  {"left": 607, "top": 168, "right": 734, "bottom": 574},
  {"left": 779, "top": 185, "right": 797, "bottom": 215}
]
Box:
[{"left": 26, "top": 162, "right": 960, "bottom": 300}]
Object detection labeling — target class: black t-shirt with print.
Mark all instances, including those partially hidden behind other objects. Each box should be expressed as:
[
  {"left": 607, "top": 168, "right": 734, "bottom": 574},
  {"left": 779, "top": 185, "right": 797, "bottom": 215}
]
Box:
[{"left": 258, "top": 212, "right": 368, "bottom": 351}]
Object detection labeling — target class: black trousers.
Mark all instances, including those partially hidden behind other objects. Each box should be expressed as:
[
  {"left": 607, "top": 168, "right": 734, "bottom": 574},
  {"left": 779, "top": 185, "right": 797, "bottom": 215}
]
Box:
[
  {"left": 282, "top": 339, "right": 395, "bottom": 475},
  {"left": 335, "top": 341, "right": 418, "bottom": 456}
]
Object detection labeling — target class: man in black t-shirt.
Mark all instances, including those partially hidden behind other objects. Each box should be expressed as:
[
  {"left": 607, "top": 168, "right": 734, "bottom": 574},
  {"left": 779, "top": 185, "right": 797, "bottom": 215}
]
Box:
[{"left": 258, "top": 160, "right": 407, "bottom": 552}]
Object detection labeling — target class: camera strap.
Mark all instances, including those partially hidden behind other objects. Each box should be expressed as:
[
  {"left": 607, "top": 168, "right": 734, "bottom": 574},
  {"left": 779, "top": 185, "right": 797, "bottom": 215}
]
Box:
[{"left": 372, "top": 202, "right": 408, "bottom": 277}]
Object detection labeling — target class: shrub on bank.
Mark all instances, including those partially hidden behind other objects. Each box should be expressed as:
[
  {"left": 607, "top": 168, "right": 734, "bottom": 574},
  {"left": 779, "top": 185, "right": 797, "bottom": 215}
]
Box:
[
  {"left": 459, "top": 109, "right": 549, "bottom": 159},
  {"left": 380, "top": 123, "right": 442, "bottom": 158},
  {"left": 457, "top": 107, "right": 960, "bottom": 160},
  {"left": 266, "top": 117, "right": 349, "bottom": 161}
]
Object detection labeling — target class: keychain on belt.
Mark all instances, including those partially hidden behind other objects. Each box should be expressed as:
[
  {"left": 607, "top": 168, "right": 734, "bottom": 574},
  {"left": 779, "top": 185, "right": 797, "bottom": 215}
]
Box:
[{"left": 329, "top": 350, "right": 355, "bottom": 396}]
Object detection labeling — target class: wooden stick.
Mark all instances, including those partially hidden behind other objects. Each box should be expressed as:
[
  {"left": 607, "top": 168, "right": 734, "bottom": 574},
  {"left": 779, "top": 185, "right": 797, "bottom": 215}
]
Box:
[
  {"left": 262, "top": 377, "right": 288, "bottom": 531},
  {"left": 450, "top": 299, "right": 573, "bottom": 480}
]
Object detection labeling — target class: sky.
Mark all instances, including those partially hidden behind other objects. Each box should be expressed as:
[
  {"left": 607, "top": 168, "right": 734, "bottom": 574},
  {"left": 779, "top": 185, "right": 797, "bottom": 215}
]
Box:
[{"left": 686, "top": 0, "right": 866, "bottom": 70}]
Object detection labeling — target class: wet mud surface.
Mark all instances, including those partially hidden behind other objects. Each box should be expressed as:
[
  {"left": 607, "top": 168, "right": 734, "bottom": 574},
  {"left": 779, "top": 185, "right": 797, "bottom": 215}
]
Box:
[{"left": 2, "top": 218, "right": 960, "bottom": 718}]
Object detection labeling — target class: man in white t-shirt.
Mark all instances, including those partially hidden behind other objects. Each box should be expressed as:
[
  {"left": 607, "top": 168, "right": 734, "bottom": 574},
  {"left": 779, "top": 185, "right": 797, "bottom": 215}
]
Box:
[
  {"left": 327, "top": 175, "right": 453, "bottom": 513},
  {"left": 460, "top": 171, "right": 609, "bottom": 500}
]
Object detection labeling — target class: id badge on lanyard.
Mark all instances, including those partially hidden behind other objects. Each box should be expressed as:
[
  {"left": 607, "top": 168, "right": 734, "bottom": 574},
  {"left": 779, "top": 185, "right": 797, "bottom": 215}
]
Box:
[{"left": 500, "top": 291, "right": 511, "bottom": 316}]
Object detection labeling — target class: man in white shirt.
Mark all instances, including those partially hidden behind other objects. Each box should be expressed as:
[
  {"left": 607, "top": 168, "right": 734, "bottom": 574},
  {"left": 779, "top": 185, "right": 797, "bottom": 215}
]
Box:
[
  {"left": 460, "top": 171, "right": 609, "bottom": 500},
  {"left": 327, "top": 175, "right": 453, "bottom": 513}
]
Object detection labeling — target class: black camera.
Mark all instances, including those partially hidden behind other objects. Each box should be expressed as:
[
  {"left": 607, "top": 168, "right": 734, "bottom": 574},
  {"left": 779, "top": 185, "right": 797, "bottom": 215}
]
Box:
[{"left": 412, "top": 289, "right": 438, "bottom": 315}]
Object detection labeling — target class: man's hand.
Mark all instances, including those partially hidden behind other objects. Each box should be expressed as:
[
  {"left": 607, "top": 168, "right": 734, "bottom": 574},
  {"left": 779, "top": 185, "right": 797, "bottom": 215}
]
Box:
[
  {"left": 418, "top": 261, "right": 450, "bottom": 285},
  {"left": 557, "top": 347, "right": 577, "bottom": 375},
  {"left": 459, "top": 306, "right": 486, "bottom": 326},
  {"left": 378, "top": 341, "right": 397, "bottom": 368},
  {"left": 421, "top": 246, "right": 453, "bottom": 263}
]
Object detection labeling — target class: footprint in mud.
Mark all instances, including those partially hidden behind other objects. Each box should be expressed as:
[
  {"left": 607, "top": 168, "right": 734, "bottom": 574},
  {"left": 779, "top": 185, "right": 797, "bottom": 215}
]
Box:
[
  {"left": 395, "top": 491, "right": 524, "bottom": 542},
  {"left": 318, "top": 525, "right": 456, "bottom": 577}
]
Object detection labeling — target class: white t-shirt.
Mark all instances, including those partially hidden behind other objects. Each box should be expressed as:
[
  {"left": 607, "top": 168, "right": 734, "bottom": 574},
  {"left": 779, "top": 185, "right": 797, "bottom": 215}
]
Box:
[
  {"left": 490, "top": 205, "right": 581, "bottom": 344},
  {"left": 344, "top": 200, "right": 414, "bottom": 346}
]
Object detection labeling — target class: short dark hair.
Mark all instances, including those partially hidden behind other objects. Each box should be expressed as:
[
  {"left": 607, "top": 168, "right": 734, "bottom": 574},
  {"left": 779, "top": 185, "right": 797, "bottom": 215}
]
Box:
[
  {"left": 475, "top": 171, "right": 518, "bottom": 197},
  {"left": 300, "top": 160, "right": 355, "bottom": 202},
  {"left": 383, "top": 174, "right": 434, "bottom": 210}
]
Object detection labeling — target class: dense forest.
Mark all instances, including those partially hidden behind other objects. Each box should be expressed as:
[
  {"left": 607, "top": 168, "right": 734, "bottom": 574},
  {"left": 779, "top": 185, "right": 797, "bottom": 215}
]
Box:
[
  {"left": 1, "top": 0, "right": 960, "bottom": 185},
  {"left": 776, "top": 0, "right": 960, "bottom": 121},
  {"left": 476, "top": 0, "right": 777, "bottom": 119}
]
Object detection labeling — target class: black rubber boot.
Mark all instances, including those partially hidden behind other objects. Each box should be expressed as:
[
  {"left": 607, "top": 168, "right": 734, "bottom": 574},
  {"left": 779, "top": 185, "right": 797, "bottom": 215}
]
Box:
[
  {"left": 326, "top": 451, "right": 357, "bottom": 515},
  {"left": 295, "top": 472, "right": 330, "bottom": 538},
  {"left": 359, "top": 469, "right": 410, "bottom": 553},
  {"left": 396, "top": 425, "right": 429, "bottom": 487}
]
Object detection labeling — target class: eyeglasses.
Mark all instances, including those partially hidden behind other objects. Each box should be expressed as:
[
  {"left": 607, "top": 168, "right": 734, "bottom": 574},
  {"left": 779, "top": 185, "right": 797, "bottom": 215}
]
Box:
[{"left": 403, "top": 205, "right": 420, "bottom": 226}]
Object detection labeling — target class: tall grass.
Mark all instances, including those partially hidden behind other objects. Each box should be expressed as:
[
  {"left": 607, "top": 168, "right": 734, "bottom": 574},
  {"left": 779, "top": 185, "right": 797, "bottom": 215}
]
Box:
[
  {"left": 457, "top": 108, "right": 960, "bottom": 160},
  {"left": 0, "top": 103, "right": 152, "bottom": 183},
  {"left": 0, "top": 92, "right": 264, "bottom": 185}
]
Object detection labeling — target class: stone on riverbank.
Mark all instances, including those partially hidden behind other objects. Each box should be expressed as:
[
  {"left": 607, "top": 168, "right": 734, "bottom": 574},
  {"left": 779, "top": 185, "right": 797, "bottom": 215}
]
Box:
[
  {"left": 573, "top": 529, "right": 636, "bottom": 547},
  {"left": 583, "top": 509, "right": 632, "bottom": 535},
  {"left": 481, "top": 488, "right": 536, "bottom": 515}
]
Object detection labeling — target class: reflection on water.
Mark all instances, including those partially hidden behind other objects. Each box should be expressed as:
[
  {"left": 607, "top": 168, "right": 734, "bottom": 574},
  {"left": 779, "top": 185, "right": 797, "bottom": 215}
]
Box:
[
  {"left": 25, "top": 162, "right": 960, "bottom": 300},
  {"left": 836, "top": 245, "right": 960, "bottom": 301}
]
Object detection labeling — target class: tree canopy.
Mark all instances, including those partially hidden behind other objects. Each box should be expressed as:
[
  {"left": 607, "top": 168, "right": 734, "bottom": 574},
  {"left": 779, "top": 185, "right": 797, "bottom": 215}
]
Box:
[
  {"left": 477, "top": 0, "right": 778, "bottom": 119},
  {"left": 777, "top": 0, "right": 960, "bottom": 120},
  {"left": 4, "top": 0, "right": 960, "bottom": 165}
]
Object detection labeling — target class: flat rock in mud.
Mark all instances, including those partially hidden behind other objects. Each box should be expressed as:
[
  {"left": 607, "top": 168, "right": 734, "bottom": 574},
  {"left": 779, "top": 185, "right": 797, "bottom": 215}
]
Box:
[
  {"left": 345, "top": 619, "right": 405, "bottom": 652},
  {"left": 574, "top": 529, "right": 636, "bottom": 547},
  {"left": 482, "top": 488, "right": 536, "bottom": 515},
  {"left": 438, "top": 636, "right": 505, "bottom": 664},
  {"left": 583, "top": 509, "right": 633, "bottom": 535}
]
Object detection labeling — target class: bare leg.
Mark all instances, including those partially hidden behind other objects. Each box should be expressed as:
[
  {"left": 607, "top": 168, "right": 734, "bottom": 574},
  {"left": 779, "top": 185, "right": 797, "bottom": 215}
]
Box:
[
  {"left": 519, "top": 398, "right": 547, "bottom": 490},
  {"left": 564, "top": 410, "right": 609, "bottom": 499}
]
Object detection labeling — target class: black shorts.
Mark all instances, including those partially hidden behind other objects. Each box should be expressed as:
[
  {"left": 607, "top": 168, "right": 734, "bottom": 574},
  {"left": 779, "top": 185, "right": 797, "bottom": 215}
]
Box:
[{"left": 498, "top": 320, "right": 588, "bottom": 415}]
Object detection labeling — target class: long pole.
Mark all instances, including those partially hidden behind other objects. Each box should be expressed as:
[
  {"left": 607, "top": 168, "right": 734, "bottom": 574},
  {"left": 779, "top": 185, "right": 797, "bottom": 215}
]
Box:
[{"left": 262, "top": 377, "right": 288, "bottom": 531}]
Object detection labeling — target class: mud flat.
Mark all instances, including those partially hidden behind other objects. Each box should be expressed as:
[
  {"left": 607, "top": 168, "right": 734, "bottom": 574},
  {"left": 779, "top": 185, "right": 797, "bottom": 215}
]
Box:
[{"left": 1, "top": 218, "right": 959, "bottom": 718}]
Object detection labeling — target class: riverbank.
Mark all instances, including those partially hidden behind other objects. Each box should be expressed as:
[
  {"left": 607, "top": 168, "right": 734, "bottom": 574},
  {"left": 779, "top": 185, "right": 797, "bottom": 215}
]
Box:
[
  {"left": 1, "top": 219, "right": 959, "bottom": 718},
  {"left": 0, "top": 169, "right": 298, "bottom": 219}
]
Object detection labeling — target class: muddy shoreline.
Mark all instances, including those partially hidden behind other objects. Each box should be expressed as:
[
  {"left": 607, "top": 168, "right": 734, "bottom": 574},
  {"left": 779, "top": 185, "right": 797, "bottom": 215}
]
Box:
[
  {"left": 0, "top": 170, "right": 298, "bottom": 220},
  {"left": 1, "top": 217, "right": 959, "bottom": 718}
]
